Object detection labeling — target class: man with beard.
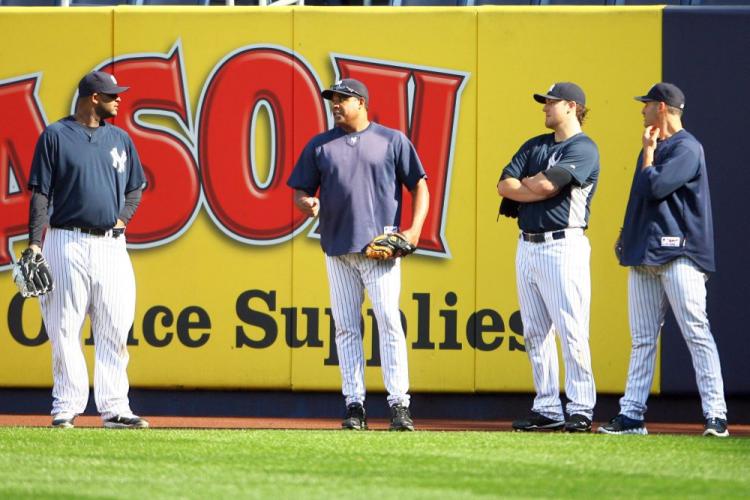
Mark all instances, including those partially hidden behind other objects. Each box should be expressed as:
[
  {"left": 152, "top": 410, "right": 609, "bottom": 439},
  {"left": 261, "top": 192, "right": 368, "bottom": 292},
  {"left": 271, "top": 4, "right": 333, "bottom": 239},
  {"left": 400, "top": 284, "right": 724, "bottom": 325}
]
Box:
[
  {"left": 497, "top": 82, "right": 600, "bottom": 433},
  {"left": 26, "top": 71, "right": 148, "bottom": 429}
]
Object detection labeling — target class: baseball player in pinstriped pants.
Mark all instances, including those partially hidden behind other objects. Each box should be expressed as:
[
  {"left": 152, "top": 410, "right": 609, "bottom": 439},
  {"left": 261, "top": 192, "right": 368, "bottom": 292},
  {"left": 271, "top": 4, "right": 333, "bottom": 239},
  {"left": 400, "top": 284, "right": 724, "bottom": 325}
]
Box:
[
  {"left": 27, "top": 71, "right": 148, "bottom": 429},
  {"left": 497, "top": 82, "right": 599, "bottom": 433},
  {"left": 599, "top": 83, "right": 729, "bottom": 437},
  {"left": 287, "top": 79, "right": 429, "bottom": 431}
]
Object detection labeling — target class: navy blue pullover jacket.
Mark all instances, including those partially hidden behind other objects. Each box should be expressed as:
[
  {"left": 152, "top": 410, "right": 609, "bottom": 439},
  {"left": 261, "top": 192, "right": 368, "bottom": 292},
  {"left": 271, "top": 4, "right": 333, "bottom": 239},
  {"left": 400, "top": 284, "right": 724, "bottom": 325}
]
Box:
[{"left": 619, "top": 129, "right": 715, "bottom": 273}]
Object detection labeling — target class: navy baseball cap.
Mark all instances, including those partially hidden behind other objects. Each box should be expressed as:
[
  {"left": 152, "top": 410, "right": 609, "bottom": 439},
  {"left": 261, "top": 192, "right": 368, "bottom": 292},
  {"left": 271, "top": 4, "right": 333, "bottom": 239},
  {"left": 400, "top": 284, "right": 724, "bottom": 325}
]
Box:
[
  {"left": 322, "top": 78, "right": 369, "bottom": 106},
  {"left": 533, "top": 82, "right": 586, "bottom": 106},
  {"left": 78, "top": 71, "right": 129, "bottom": 97},
  {"left": 635, "top": 82, "right": 685, "bottom": 109}
]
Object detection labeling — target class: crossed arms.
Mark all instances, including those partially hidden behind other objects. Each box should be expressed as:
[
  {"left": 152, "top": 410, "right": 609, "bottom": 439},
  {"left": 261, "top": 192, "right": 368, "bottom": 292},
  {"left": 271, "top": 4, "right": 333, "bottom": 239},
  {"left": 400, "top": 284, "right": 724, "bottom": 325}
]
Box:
[{"left": 496, "top": 172, "right": 561, "bottom": 202}]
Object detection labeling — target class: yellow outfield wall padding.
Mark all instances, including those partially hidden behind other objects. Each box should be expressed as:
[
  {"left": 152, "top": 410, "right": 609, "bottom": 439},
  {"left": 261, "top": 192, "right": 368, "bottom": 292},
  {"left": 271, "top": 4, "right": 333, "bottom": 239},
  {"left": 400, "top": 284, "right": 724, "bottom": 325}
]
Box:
[{"left": 0, "top": 7, "right": 661, "bottom": 396}]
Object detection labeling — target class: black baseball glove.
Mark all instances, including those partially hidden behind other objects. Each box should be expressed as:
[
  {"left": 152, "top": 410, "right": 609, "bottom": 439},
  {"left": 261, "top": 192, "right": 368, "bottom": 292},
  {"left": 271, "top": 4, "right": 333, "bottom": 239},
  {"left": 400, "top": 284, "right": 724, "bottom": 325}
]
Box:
[
  {"left": 497, "top": 198, "right": 520, "bottom": 219},
  {"left": 364, "top": 233, "right": 416, "bottom": 260},
  {"left": 12, "top": 248, "right": 53, "bottom": 298}
]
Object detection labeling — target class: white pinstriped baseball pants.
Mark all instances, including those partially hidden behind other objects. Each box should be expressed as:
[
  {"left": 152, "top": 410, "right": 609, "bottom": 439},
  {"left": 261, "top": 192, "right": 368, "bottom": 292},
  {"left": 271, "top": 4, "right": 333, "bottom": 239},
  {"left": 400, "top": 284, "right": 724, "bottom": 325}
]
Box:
[
  {"left": 516, "top": 230, "right": 596, "bottom": 420},
  {"left": 40, "top": 228, "right": 137, "bottom": 420},
  {"left": 325, "top": 253, "right": 410, "bottom": 408},
  {"left": 621, "top": 257, "right": 727, "bottom": 420}
]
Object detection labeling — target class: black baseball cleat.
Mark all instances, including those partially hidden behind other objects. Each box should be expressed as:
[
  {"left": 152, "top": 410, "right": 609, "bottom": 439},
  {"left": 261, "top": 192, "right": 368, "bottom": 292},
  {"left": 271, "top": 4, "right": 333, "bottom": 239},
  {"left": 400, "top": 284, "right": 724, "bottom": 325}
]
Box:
[
  {"left": 512, "top": 411, "right": 565, "bottom": 432},
  {"left": 104, "top": 415, "right": 150, "bottom": 429},
  {"left": 597, "top": 414, "right": 648, "bottom": 435},
  {"left": 51, "top": 415, "right": 75, "bottom": 429},
  {"left": 341, "top": 403, "right": 367, "bottom": 430},
  {"left": 389, "top": 404, "right": 415, "bottom": 432},
  {"left": 703, "top": 417, "right": 729, "bottom": 437},
  {"left": 564, "top": 414, "right": 592, "bottom": 433}
]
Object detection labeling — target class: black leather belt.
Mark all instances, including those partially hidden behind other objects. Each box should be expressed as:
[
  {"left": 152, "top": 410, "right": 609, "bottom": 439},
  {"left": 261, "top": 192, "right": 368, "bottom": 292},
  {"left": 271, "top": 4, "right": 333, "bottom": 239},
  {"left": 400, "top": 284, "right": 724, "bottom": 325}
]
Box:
[
  {"left": 521, "top": 230, "right": 567, "bottom": 243},
  {"left": 54, "top": 226, "right": 124, "bottom": 238}
]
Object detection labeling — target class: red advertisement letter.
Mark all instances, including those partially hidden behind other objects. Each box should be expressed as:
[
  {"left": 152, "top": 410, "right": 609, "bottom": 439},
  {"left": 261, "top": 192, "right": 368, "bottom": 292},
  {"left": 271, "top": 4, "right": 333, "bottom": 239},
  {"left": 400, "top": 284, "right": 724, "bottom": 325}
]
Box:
[
  {"left": 199, "top": 47, "right": 326, "bottom": 242},
  {"left": 336, "top": 58, "right": 466, "bottom": 256},
  {"left": 0, "top": 76, "right": 45, "bottom": 268},
  {"left": 102, "top": 46, "right": 200, "bottom": 244}
]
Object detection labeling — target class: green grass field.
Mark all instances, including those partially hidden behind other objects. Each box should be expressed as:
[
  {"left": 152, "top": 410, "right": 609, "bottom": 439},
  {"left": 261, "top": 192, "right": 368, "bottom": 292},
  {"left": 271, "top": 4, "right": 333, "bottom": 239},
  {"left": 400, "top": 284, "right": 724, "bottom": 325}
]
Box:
[{"left": 0, "top": 428, "right": 748, "bottom": 499}]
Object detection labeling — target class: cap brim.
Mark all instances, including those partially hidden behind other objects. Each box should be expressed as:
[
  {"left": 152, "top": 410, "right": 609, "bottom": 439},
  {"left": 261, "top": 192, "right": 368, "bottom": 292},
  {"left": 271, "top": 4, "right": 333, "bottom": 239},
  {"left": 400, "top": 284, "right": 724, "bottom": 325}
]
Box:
[
  {"left": 533, "top": 93, "right": 554, "bottom": 103},
  {"left": 634, "top": 95, "right": 655, "bottom": 102},
  {"left": 322, "top": 89, "right": 360, "bottom": 101},
  {"left": 95, "top": 85, "right": 129, "bottom": 95}
]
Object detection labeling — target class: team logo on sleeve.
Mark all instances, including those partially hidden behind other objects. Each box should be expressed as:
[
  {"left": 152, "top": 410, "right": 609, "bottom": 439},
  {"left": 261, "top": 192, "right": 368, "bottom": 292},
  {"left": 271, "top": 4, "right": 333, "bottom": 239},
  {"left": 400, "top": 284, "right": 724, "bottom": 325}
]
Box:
[{"left": 110, "top": 147, "right": 127, "bottom": 173}]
